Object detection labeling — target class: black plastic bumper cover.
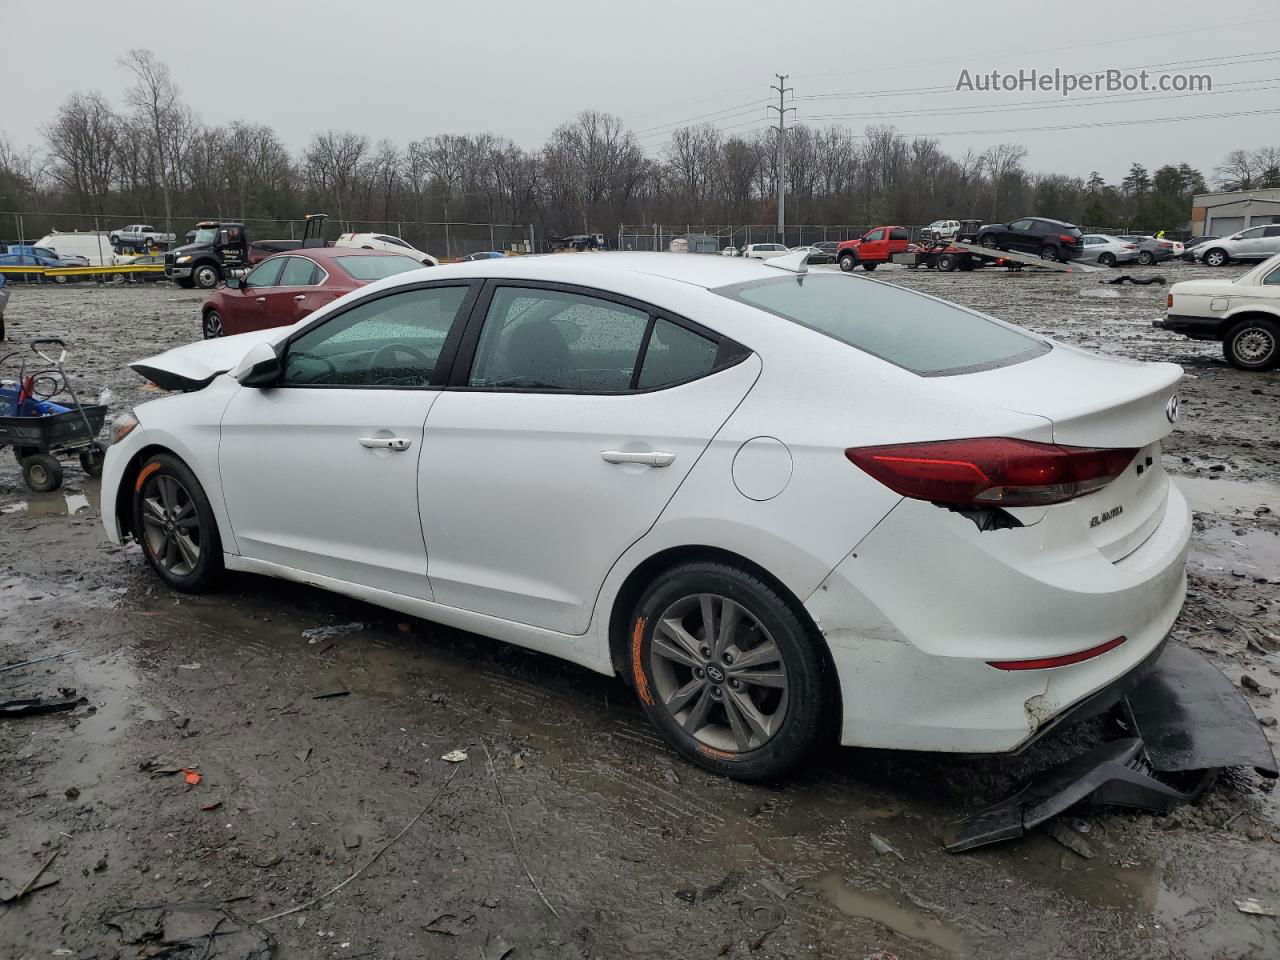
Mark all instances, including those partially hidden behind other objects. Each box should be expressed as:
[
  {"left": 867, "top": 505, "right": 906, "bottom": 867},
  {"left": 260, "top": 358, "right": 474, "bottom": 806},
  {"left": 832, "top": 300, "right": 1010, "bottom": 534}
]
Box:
[{"left": 943, "top": 643, "right": 1277, "bottom": 852}]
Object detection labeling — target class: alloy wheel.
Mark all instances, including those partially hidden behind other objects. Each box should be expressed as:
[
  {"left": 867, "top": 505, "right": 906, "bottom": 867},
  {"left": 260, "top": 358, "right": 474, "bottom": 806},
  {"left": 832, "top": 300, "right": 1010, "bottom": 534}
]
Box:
[
  {"left": 204, "top": 311, "right": 224, "bottom": 339},
  {"left": 648, "top": 593, "right": 788, "bottom": 754},
  {"left": 1235, "top": 328, "right": 1276, "bottom": 365},
  {"left": 140, "top": 474, "right": 202, "bottom": 577}
]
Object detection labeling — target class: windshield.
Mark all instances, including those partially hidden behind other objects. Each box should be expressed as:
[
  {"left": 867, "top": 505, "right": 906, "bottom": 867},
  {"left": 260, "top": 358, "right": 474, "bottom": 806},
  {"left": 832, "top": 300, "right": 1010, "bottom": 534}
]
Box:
[
  {"left": 716, "top": 274, "right": 1049, "bottom": 376},
  {"left": 335, "top": 255, "right": 423, "bottom": 281},
  {"left": 192, "top": 227, "right": 218, "bottom": 245}
]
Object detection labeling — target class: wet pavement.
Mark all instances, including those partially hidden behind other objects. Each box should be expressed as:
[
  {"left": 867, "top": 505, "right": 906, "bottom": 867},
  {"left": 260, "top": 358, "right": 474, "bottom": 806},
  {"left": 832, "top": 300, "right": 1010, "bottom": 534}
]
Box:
[{"left": 2, "top": 266, "right": 1279, "bottom": 959}]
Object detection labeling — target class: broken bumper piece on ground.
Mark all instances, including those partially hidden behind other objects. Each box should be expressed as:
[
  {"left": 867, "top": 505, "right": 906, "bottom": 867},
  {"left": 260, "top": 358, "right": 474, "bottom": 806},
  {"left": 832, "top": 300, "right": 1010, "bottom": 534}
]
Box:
[{"left": 943, "top": 643, "right": 1279, "bottom": 852}]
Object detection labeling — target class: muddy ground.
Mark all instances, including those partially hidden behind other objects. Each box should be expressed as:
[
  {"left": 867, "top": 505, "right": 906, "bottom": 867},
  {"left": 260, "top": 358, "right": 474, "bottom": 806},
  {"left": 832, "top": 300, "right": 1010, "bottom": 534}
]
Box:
[{"left": 2, "top": 262, "right": 1279, "bottom": 960}]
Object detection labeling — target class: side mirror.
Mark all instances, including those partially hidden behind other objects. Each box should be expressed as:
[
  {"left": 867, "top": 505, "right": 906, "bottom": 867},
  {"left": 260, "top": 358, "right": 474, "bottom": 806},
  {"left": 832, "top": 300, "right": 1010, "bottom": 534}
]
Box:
[
  {"left": 226, "top": 276, "right": 241, "bottom": 289},
  {"left": 232, "top": 341, "right": 282, "bottom": 388}
]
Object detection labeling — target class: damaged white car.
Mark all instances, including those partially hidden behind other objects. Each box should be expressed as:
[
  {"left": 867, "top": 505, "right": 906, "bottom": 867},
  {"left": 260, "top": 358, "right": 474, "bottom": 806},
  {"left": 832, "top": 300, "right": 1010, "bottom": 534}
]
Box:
[{"left": 102, "top": 251, "right": 1274, "bottom": 838}]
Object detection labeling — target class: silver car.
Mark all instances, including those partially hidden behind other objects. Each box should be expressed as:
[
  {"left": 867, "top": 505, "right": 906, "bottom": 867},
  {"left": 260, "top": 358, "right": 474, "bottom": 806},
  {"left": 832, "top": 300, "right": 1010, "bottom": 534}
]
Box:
[
  {"left": 1078, "top": 234, "right": 1139, "bottom": 267},
  {"left": 1196, "top": 224, "right": 1280, "bottom": 267}
]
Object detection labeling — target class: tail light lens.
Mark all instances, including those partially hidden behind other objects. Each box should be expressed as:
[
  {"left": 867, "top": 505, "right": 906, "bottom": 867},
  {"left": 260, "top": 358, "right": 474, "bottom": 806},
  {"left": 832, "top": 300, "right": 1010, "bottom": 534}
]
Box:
[
  {"left": 1124, "top": 243, "right": 1138, "bottom": 250},
  {"left": 1060, "top": 234, "right": 1080, "bottom": 245},
  {"left": 845, "top": 438, "right": 1138, "bottom": 507},
  {"left": 1167, "top": 293, "right": 1173, "bottom": 309}
]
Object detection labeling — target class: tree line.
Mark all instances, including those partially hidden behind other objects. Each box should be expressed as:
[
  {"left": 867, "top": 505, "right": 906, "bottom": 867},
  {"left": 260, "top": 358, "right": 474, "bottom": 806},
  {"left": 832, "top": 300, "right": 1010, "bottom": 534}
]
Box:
[{"left": 1, "top": 49, "right": 1278, "bottom": 243}]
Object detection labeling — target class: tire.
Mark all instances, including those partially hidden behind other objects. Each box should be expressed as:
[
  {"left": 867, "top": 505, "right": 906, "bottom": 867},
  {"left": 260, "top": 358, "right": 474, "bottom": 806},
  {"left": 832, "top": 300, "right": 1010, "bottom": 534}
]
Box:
[
  {"left": 131, "top": 453, "right": 224, "bottom": 592},
  {"left": 203, "top": 310, "right": 225, "bottom": 339},
  {"left": 862, "top": 262, "right": 877, "bottom": 271},
  {"left": 937, "top": 253, "right": 957, "bottom": 272},
  {"left": 1204, "top": 248, "right": 1229, "bottom": 267},
  {"left": 0, "top": 313, "right": 5, "bottom": 341},
  {"left": 23, "top": 453, "right": 63, "bottom": 493},
  {"left": 980, "top": 234, "right": 1000, "bottom": 250},
  {"left": 1039, "top": 244, "right": 1061, "bottom": 262},
  {"left": 1223, "top": 317, "right": 1280, "bottom": 371},
  {"left": 628, "top": 561, "right": 829, "bottom": 781},
  {"left": 78, "top": 441, "right": 106, "bottom": 478},
  {"left": 838, "top": 253, "right": 856, "bottom": 272},
  {"left": 1098, "top": 253, "right": 1117, "bottom": 267},
  {"left": 1137, "top": 251, "right": 1154, "bottom": 266},
  {"left": 193, "top": 264, "right": 221, "bottom": 289}
]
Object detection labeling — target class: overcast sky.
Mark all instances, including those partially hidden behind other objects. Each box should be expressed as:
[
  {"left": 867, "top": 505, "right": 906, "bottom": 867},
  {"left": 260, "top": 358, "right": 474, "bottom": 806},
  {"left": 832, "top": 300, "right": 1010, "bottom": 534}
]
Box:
[{"left": 8, "top": 0, "right": 1278, "bottom": 185}]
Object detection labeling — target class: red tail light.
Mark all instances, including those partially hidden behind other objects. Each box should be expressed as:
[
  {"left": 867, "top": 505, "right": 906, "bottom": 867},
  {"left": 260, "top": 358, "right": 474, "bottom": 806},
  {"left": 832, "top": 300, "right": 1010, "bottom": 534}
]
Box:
[
  {"left": 845, "top": 438, "right": 1138, "bottom": 507},
  {"left": 988, "top": 635, "right": 1127, "bottom": 670},
  {"left": 1124, "top": 243, "right": 1138, "bottom": 250},
  {"left": 1060, "top": 235, "right": 1079, "bottom": 245},
  {"left": 1167, "top": 293, "right": 1173, "bottom": 309}
]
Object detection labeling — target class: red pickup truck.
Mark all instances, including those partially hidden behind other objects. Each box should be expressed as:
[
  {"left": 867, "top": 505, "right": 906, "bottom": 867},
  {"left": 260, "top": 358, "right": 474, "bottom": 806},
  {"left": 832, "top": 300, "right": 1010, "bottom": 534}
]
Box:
[{"left": 837, "top": 226, "right": 912, "bottom": 272}]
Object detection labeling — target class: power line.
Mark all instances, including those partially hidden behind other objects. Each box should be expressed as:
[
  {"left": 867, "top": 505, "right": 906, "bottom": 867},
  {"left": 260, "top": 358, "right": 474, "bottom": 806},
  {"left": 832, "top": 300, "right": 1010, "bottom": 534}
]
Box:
[
  {"left": 632, "top": 99, "right": 768, "bottom": 137},
  {"left": 857, "top": 105, "right": 1280, "bottom": 140}
]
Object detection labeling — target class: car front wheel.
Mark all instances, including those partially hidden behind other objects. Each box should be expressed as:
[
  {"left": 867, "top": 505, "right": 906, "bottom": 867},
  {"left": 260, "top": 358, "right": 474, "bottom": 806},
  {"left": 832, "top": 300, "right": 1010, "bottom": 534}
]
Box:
[
  {"left": 194, "top": 264, "right": 220, "bottom": 289},
  {"left": 629, "top": 561, "right": 829, "bottom": 781},
  {"left": 132, "top": 453, "right": 223, "bottom": 592},
  {"left": 838, "top": 254, "right": 856, "bottom": 272},
  {"left": 1223, "top": 317, "right": 1280, "bottom": 371},
  {"left": 1204, "top": 248, "right": 1229, "bottom": 267}
]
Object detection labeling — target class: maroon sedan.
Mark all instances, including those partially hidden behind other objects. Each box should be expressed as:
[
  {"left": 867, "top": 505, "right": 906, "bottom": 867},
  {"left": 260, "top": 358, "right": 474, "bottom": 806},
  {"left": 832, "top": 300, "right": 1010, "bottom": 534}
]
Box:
[{"left": 200, "top": 248, "right": 423, "bottom": 338}]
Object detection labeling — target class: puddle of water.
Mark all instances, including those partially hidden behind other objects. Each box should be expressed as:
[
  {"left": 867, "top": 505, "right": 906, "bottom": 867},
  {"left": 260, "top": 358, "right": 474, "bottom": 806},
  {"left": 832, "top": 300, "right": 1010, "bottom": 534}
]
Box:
[
  {"left": 810, "top": 871, "right": 969, "bottom": 955},
  {"left": 2, "top": 483, "right": 99, "bottom": 518},
  {"left": 1175, "top": 475, "right": 1280, "bottom": 517},
  {"left": 1189, "top": 525, "right": 1280, "bottom": 580}
]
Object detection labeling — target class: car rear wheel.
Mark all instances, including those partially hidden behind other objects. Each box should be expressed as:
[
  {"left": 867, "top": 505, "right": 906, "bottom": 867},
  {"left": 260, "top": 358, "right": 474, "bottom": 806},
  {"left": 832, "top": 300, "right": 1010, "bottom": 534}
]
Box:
[
  {"left": 937, "top": 253, "right": 958, "bottom": 272},
  {"left": 838, "top": 254, "right": 856, "bottom": 272},
  {"left": 1204, "top": 248, "right": 1229, "bottom": 267},
  {"left": 194, "top": 264, "right": 220, "bottom": 289},
  {"left": 202, "top": 310, "right": 225, "bottom": 339},
  {"left": 1223, "top": 317, "right": 1280, "bottom": 371},
  {"left": 132, "top": 453, "right": 223, "bottom": 592},
  {"left": 1039, "top": 244, "right": 1061, "bottom": 262},
  {"left": 1137, "top": 251, "right": 1154, "bottom": 266},
  {"left": 629, "top": 561, "right": 829, "bottom": 781},
  {"left": 1098, "top": 253, "right": 1117, "bottom": 267}
]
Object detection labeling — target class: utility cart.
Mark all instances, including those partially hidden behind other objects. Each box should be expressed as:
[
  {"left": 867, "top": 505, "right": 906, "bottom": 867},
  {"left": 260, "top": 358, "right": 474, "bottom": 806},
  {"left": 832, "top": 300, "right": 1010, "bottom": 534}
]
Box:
[{"left": 0, "top": 338, "right": 108, "bottom": 492}]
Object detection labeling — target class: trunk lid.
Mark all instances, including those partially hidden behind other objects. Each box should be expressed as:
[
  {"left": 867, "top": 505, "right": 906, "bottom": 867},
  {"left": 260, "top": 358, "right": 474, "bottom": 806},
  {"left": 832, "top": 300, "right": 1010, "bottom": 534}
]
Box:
[
  {"left": 130, "top": 329, "right": 281, "bottom": 392},
  {"left": 949, "top": 343, "right": 1182, "bottom": 560}
]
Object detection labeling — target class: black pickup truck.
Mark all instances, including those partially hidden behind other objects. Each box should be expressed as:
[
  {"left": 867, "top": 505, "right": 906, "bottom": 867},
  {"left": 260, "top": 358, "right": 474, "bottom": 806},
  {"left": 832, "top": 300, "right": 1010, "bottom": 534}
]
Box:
[{"left": 164, "top": 222, "right": 248, "bottom": 289}]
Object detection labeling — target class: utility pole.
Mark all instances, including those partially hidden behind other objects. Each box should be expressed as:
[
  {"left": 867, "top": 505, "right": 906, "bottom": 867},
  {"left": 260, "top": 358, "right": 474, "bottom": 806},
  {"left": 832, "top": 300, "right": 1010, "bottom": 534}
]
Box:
[{"left": 768, "top": 74, "right": 795, "bottom": 244}]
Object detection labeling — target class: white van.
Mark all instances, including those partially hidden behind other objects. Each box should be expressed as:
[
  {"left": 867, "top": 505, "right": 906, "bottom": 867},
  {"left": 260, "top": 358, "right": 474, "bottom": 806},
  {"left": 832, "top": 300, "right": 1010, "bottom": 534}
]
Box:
[{"left": 37, "top": 232, "right": 118, "bottom": 266}]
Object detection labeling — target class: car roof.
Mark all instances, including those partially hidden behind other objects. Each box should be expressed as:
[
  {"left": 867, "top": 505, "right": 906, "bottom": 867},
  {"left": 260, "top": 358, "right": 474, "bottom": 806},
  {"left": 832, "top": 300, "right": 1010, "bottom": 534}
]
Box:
[
  {"left": 278, "top": 246, "right": 413, "bottom": 263},
  {"left": 378, "top": 251, "right": 803, "bottom": 290}
]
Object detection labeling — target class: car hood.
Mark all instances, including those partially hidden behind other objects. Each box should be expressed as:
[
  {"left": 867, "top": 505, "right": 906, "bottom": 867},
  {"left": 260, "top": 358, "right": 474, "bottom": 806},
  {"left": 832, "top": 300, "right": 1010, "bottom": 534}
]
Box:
[
  {"left": 130, "top": 329, "right": 282, "bottom": 391},
  {"left": 1171, "top": 278, "right": 1237, "bottom": 295},
  {"left": 167, "top": 241, "right": 210, "bottom": 257}
]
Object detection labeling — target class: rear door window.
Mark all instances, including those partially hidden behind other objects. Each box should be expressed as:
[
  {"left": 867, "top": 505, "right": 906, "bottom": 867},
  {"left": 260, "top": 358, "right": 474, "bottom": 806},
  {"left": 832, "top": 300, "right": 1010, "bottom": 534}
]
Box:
[
  {"left": 717, "top": 274, "right": 1048, "bottom": 377},
  {"left": 637, "top": 318, "right": 719, "bottom": 389}
]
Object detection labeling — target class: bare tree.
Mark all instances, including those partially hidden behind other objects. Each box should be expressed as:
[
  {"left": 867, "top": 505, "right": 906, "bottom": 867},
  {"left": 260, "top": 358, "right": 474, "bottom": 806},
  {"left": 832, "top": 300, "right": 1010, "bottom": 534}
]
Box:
[
  {"left": 980, "top": 142, "right": 1028, "bottom": 221},
  {"left": 43, "top": 93, "right": 121, "bottom": 215},
  {"left": 1214, "top": 149, "right": 1255, "bottom": 191},
  {"left": 303, "top": 131, "right": 369, "bottom": 223},
  {"left": 119, "top": 49, "right": 188, "bottom": 232}
]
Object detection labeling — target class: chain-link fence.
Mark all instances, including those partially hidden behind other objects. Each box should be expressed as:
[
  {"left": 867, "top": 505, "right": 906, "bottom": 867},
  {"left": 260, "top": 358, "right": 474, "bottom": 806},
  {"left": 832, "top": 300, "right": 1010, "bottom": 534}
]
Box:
[
  {"left": 1, "top": 211, "right": 535, "bottom": 260},
  {"left": 618, "top": 224, "right": 884, "bottom": 253}
]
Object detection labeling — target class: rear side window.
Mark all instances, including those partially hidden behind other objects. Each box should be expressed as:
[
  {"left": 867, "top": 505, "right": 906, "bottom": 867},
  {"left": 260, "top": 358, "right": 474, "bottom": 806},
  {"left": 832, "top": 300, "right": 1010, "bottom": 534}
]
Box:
[
  {"left": 889, "top": 228, "right": 909, "bottom": 241},
  {"left": 335, "top": 255, "right": 422, "bottom": 281},
  {"left": 638, "top": 319, "right": 719, "bottom": 389},
  {"left": 716, "top": 274, "right": 1048, "bottom": 377},
  {"left": 469, "top": 287, "right": 649, "bottom": 391},
  {"left": 279, "top": 257, "right": 321, "bottom": 286}
]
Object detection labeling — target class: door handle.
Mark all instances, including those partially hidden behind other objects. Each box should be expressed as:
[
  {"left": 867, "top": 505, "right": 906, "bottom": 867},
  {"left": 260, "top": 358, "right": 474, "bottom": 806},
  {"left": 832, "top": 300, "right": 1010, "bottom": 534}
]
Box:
[
  {"left": 359, "top": 437, "right": 413, "bottom": 451},
  {"left": 293, "top": 294, "right": 306, "bottom": 301},
  {"left": 601, "top": 450, "right": 675, "bottom": 467},
  {"left": 256, "top": 296, "right": 266, "bottom": 303}
]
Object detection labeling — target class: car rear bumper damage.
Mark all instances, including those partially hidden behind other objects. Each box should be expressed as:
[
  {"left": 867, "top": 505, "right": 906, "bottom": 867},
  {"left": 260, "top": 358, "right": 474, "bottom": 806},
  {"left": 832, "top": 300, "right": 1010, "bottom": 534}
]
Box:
[{"left": 943, "top": 642, "right": 1278, "bottom": 851}]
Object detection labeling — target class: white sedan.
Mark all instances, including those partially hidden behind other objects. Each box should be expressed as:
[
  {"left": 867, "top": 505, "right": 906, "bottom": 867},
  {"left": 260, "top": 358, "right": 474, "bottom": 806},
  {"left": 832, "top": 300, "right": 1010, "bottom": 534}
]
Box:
[
  {"left": 104, "top": 252, "right": 1191, "bottom": 780},
  {"left": 1157, "top": 250, "right": 1280, "bottom": 369},
  {"left": 335, "top": 232, "right": 439, "bottom": 266}
]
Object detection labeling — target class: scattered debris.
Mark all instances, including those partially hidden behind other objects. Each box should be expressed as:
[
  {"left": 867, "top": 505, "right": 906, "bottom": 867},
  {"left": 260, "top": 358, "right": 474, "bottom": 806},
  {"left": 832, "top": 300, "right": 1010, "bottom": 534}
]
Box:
[
  {"left": 183, "top": 769, "right": 202, "bottom": 786},
  {"left": 1235, "top": 898, "right": 1280, "bottom": 917},
  {"left": 674, "top": 888, "right": 697, "bottom": 904},
  {"left": 201, "top": 801, "right": 223, "bottom": 812},
  {"left": 0, "top": 695, "right": 87, "bottom": 718},
  {"left": 312, "top": 688, "right": 350, "bottom": 700},
  {"left": 1099, "top": 275, "right": 1165, "bottom": 286},
  {"left": 302, "top": 622, "right": 365, "bottom": 644},
  {"left": 253, "top": 853, "right": 284, "bottom": 869},
  {"left": 342, "top": 832, "right": 361, "bottom": 851},
  {"left": 482, "top": 739, "right": 560, "bottom": 919},
  {"left": 177, "top": 662, "right": 201, "bottom": 670},
  {"left": 1241, "top": 675, "right": 1274, "bottom": 697},
  {"left": 869, "top": 833, "right": 906, "bottom": 861},
  {"left": 64, "top": 787, "right": 80, "bottom": 800},
  {"left": 0, "top": 850, "right": 60, "bottom": 903},
  {"left": 441, "top": 749, "right": 468, "bottom": 763},
  {"left": 739, "top": 900, "right": 786, "bottom": 932},
  {"left": 481, "top": 932, "right": 515, "bottom": 960},
  {"left": 760, "top": 878, "right": 796, "bottom": 901},
  {"left": 104, "top": 903, "right": 274, "bottom": 959},
  {"left": 255, "top": 764, "right": 460, "bottom": 924},
  {"left": 1046, "top": 820, "right": 1095, "bottom": 860},
  {"left": 295, "top": 747, "right": 312, "bottom": 763},
  {"left": 0, "top": 650, "right": 79, "bottom": 674}
]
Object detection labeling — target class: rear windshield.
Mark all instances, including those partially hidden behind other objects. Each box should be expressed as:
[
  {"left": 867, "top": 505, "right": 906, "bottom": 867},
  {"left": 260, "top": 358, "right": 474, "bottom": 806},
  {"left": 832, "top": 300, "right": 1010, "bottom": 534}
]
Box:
[
  {"left": 335, "top": 255, "right": 423, "bottom": 281},
  {"left": 716, "top": 274, "right": 1049, "bottom": 376}
]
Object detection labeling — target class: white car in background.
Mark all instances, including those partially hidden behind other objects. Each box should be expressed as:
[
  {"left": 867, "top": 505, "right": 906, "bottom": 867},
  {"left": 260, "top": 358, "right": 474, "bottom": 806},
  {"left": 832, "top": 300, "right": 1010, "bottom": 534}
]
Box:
[
  {"left": 921, "top": 219, "right": 961, "bottom": 241},
  {"left": 741, "top": 243, "right": 789, "bottom": 260},
  {"left": 1078, "top": 234, "right": 1140, "bottom": 267},
  {"left": 1193, "top": 225, "right": 1280, "bottom": 267},
  {"left": 1156, "top": 250, "right": 1280, "bottom": 369},
  {"left": 335, "top": 232, "right": 439, "bottom": 266},
  {"left": 105, "top": 252, "right": 1191, "bottom": 781}
]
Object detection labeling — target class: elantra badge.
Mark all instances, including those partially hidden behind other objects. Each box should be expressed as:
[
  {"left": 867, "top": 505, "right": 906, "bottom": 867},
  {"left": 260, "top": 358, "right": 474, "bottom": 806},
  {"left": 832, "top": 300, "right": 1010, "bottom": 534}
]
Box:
[{"left": 1165, "top": 395, "right": 1180, "bottom": 423}]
